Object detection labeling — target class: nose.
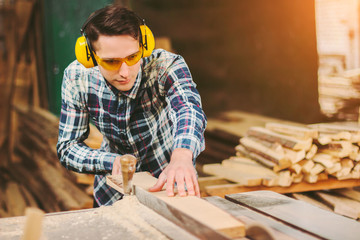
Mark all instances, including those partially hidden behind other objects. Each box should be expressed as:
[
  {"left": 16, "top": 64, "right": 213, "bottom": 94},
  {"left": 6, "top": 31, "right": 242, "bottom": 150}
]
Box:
[{"left": 118, "top": 62, "right": 129, "bottom": 78}]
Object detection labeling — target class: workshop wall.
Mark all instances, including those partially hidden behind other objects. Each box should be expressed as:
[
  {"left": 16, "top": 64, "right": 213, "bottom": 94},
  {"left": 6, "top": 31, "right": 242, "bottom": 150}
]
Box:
[
  {"left": 132, "top": 0, "right": 323, "bottom": 123},
  {"left": 42, "top": 0, "right": 113, "bottom": 115}
]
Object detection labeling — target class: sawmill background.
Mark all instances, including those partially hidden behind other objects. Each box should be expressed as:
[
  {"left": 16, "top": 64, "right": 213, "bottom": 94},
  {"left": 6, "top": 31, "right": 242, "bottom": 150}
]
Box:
[{"left": 2, "top": 0, "right": 360, "bottom": 221}]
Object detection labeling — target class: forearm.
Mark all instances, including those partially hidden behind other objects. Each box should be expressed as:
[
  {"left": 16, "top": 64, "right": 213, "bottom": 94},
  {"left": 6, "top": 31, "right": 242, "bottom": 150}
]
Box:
[
  {"left": 172, "top": 103, "right": 207, "bottom": 161},
  {"left": 57, "top": 138, "right": 118, "bottom": 174}
]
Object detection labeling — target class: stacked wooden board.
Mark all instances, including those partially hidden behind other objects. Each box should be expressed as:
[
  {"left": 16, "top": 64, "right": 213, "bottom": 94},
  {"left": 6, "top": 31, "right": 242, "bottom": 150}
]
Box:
[
  {"left": 318, "top": 68, "right": 360, "bottom": 121},
  {"left": 0, "top": 106, "right": 93, "bottom": 218},
  {"left": 203, "top": 121, "right": 360, "bottom": 189}
]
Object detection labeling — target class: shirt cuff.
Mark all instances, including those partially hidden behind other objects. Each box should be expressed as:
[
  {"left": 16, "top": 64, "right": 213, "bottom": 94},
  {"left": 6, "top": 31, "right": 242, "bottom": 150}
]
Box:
[
  {"left": 172, "top": 133, "right": 204, "bottom": 160},
  {"left": 96, "top": 152, "right": 119, "bottom": 172}
]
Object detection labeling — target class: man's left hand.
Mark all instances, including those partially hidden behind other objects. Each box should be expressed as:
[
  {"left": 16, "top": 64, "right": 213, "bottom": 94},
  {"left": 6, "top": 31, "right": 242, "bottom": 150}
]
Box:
[{"left": 148, "top": 148, "right": 200, "bottom": 197}]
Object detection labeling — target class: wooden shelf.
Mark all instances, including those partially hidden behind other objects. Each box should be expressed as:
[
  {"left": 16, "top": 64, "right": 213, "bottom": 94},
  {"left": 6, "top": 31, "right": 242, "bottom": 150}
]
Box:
[{"left": 205, "top": 178, "right": 360, "bottom": 198}]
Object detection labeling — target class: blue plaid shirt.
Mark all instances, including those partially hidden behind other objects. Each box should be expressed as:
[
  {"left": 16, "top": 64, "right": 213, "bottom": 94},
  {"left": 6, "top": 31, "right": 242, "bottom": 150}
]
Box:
[{"left": 57, "top": 49, "right": 207, "bottom": 206}]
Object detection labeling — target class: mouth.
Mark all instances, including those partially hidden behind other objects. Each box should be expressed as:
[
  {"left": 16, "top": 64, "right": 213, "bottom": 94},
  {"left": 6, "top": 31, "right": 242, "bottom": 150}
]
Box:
[{"left": 115, "top": 79, "right": 130, "bottom": 84}]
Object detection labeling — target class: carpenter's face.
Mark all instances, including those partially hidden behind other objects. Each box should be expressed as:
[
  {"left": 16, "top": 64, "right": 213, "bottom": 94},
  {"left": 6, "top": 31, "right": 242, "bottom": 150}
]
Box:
[{"left": 93, "top": 35, "right": 141, "bottom": 92}]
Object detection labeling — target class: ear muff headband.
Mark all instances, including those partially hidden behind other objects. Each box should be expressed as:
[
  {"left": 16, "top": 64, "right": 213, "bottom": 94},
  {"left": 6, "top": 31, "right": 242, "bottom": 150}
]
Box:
[{"left": 75, "top": 9, "right": 155, "bottom": 68}]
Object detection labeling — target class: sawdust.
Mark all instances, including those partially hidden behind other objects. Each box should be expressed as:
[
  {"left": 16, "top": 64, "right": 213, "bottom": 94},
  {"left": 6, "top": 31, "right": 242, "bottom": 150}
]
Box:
[
  {"left": 99, "top": 196, "right": 169, "bottom": 240},
  {"left": 0, "top": 197, "right": 170, "bottom": 240}
]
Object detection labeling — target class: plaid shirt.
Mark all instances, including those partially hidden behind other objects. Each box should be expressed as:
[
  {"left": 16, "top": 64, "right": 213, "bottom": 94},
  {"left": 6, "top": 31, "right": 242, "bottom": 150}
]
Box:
[{"left": 57, "top": 49, "right": 207, "bottom": 206}]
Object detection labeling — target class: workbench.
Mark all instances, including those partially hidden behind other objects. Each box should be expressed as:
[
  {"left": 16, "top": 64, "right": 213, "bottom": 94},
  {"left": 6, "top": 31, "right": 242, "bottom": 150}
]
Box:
[{"left": 1, "top": 190, "right": 360, "bottom": 240}]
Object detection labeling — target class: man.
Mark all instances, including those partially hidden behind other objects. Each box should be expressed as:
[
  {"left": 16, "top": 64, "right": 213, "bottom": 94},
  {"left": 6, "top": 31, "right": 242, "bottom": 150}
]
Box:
[{"left": 56, "top": 5, "right": 207, "bottom": 207}]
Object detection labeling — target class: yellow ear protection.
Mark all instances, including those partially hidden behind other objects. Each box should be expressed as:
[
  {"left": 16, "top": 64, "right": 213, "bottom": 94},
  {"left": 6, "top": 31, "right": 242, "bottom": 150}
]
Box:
[{"left": 75, "top": 9, "right": 155, "bottom": 68}]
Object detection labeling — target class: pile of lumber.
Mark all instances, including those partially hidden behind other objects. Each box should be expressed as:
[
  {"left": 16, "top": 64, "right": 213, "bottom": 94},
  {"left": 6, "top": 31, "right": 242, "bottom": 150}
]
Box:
[
  {"left": 318, "top": 68, "right": 360, "bottom": 121},
  {"left": 0, "top": 106, "right": 93, "bottom": 218},
  {"left": 203, "top": 122, "right": 360, "bottom": 187}
]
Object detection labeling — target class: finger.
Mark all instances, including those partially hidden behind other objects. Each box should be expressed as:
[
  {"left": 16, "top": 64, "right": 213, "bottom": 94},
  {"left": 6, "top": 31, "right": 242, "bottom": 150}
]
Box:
[
  {"left": 111, "top": 157, "right": 121, "bottom": 175},
  {"left": 166, "top": 171, "right": 176, "bottom": 197},
  {"left": 184, "top": 172, "right": 195, "bottom": 196},
  {"left": 175, "top": 172, "right": 186, "bottom": 197},
  {"left": 148, "top": 172, "right": 167, "bottom": 192},
  {"left": 192, "top": 174, "right": 201, "bottom": 198}
]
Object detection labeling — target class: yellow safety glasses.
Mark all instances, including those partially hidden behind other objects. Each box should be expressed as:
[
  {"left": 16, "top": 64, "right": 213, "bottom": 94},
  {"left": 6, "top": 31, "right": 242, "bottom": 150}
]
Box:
[{"left": 94, "top": 49, "right": 143, "bottom": 71}]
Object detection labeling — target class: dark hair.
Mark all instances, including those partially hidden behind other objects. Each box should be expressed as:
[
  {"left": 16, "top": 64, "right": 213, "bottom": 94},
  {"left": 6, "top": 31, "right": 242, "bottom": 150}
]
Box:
[{"left": 84, "top": 5, "right": 141, "bottom": 49}]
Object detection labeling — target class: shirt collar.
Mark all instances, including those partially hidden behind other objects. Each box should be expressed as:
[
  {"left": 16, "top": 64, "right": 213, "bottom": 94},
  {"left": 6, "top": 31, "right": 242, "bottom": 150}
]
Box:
[
  {"left": 100, "top": 63, "right": 143, "bottom": 99},
  {"left": 121, "top": 67, "right": 142, "bottom": 99}
]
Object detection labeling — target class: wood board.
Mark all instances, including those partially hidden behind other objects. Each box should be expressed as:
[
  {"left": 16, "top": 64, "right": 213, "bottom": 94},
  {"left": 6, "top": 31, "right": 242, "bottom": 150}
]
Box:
[
  {"left": 225, "top": 190, "right": 360, "bottom": 240},
  {"left": 107, "top": 172, "right": 245, "bottom": 239},
  {"left": 204, "top": 196, "right": 318, "bottom": 240},
  {"left": 204, "top": 177, "right": 360, "bottom": 198}
]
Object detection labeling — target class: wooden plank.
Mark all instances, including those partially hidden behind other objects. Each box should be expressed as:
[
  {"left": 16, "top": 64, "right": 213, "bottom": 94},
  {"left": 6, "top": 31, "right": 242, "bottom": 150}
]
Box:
[
  {"left": 291, "top": 192, "right": 333, "bottom": 212},
  {"left": 332, "top": 187, "right": 360, "bottom": 201},
  {"left": 15, "top": 0, "right": 35, "bottom": 50},
  {"left": 246, "top": 126, "right": 312, "bottom": 151},
  {"left": 5, "top": 181, "right": 27, "bottom": 216},
  {"left": 240, "top": 137, "right": 291, "bottom": 168},
  {"left": 204, "top": 178, "right": 360, "bottom": 198},
  {"left": 225, "top": 190, "right": 360, "bottom": 240},
  {"left": 202, "top": 163, "right": 263, "bottom": 186},
  {"left": 205, "top": 196, "right": 319, "bottom": 240},
  {"left": 107, "top": 172, "right": 245, "bottom": 239},
  {"left": 198, "top": 176, "right": 231, "bottom": 197},
  {"left": 222, "top": 157, "right": 279, "bottom": 182},
  {"left": 265, "top": 122, "right": 318, "bottom": 140},
  {"left": 206, "top": 110, "right": 297, "bottom": 138},
  {"left": 315, "top": 191, "right": 360, "bottom": 219},
  {"left": 22, "top": 208, "right": 45, "bottom": 240}
]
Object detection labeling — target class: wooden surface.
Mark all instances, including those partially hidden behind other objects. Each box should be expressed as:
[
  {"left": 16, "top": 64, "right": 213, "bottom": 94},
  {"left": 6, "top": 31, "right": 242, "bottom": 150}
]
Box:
[
  {"left": 204, "top": 175, "right": 360, "bottom": 198},
  {"left": 0, "top": 199, "right": 197, "bottom": 240},
  {"left": 205, "top": 196, "right": 318, "bottom": 240},
  {"left": 225, "top": 190, "right": 360, "bottom": 240},
  {"left": 107, "top": 172, "right": 245, "bottom": 239}
]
